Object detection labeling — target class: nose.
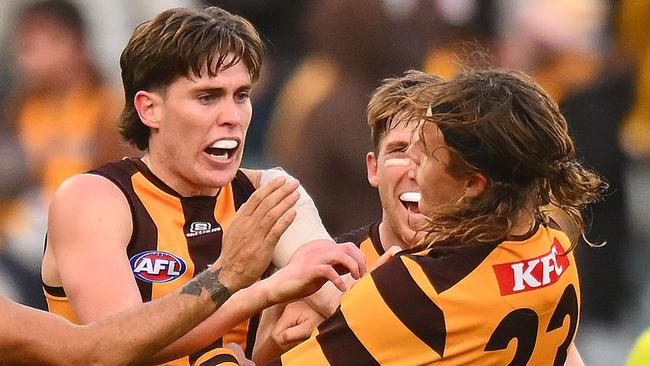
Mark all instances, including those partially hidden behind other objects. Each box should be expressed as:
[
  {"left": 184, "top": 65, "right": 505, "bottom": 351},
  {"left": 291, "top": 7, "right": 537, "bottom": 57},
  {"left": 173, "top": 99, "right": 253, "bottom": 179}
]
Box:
[
  {"left": 218, "top": 98, "right": 241, "bottom": 127},
  {"left": 406, "top": 133, "right": 422, "bottom": 166}
]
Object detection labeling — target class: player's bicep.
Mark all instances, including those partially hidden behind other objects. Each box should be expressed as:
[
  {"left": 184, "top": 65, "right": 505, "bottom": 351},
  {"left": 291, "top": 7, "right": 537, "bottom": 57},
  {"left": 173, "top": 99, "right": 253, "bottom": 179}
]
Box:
[{"left": 47, "top": 174, "right": 141, "bottom": 323}]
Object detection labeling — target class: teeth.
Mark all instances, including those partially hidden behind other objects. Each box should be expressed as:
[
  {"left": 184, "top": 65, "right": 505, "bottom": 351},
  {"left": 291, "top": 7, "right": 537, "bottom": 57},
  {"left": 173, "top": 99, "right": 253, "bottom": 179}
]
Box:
[
  {"left": 212, "top": 152, "right": 228, "bottom": 160},
  {"left": 400, "top": 192, "right": 421, "bottom": 203},
  {"left": 211, "top": 139, "right": 238, "bottom": 149}
]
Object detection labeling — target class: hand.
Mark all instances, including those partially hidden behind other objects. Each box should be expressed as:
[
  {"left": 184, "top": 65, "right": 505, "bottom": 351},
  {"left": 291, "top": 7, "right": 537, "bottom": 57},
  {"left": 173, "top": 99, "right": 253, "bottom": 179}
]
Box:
[
  {"left": 341, "top": 245, "right": 401, "bottom": 291},
  {"left": 224, "top": 343, "right": 256, "bottom": 366},
  {"left": 262, "top": 240, "right": 366, "bottom": 305},
  {"left": 271, "top": 301, "right": 325, "bottom": 351},
  {"left": 218, "top": 176, "right": 300, "bottom": 292},
  {"left": 370, "top": 245, "right": 401, "bottom": 271}
]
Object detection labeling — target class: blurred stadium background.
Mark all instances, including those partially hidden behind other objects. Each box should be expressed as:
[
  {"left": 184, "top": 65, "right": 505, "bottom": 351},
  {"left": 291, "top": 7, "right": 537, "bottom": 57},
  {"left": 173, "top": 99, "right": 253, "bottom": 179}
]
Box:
[{"left": 0, "top": 0, "right": 648, "bottom": 364}]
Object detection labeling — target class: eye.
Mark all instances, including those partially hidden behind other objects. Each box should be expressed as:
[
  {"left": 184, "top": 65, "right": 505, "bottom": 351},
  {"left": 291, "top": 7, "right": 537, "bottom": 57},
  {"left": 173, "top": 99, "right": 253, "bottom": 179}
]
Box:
[
  {"left": 387, "top": 145, "right": 408, "bottom": 154},
  {"left": 197, "top": 94, "right": 216, "bottom": 104},
  {"left": 234, "top": 91, "right": 251, "bottom": 103}
]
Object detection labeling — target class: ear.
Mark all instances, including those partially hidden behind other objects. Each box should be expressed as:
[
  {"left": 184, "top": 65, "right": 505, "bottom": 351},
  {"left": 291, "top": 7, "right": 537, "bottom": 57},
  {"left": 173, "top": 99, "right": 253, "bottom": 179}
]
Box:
[
  {"left": 366, "top": 152, "right": 379, "bottom": 187},
  {"left": 463, "top": 172, "right": 488, "bottom": 198},
  {"left": 134, "top": 90, "right": 163, "bottom": 129}
]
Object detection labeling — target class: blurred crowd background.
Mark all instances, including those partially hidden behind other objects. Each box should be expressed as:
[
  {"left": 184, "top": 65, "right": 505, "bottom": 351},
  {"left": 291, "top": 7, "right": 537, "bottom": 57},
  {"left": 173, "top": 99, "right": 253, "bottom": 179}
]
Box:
[{"left": 0, "top": 0, "right": 648, "bottom": 364}]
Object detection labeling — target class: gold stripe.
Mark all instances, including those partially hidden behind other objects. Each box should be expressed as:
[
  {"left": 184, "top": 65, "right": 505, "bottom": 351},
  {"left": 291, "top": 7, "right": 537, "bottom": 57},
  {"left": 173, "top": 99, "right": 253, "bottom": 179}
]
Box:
[
  {"left": 132, "top": 173, "right": 196, "bottom": 299},
  {"left": 44, "top": 293, "right": 80, "bottom": 324},
  {"left": 214, "top": 182, "right": 236, "bottom": 227},
  {"left": 212, "top": 182, "right": 252, "bottom": 350},
  {"left": 359, "top": 238, "right": 380, "bottom": 268},
  {"left": 192, "top": 348, "right": 237, "bottom": 366},
  {"left": 281, "top": 332, "right": 331, "bottom": 365},
  {"left": 340, "top": 260, "right": 441, "bottom": 364}
]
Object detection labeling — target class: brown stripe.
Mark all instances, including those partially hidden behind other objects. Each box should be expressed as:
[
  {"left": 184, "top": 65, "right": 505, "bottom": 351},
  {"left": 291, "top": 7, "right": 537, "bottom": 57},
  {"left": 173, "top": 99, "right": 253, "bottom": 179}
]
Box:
[
  {"left": 42, "top": 283, "right": 66, "bottom": 297},
  {"left": 266, "top": 358, "right": 282, "bottom": 366},
  {"left": 371, "top": 257, "right": 446, "bottom": 356},
  {"left": 412, "top": 242, "right": 500, "bottom": 293},
  {"left": 90, "top": 159, "right": 157, "bottom": 302},
  {"left": 232, "top": 170, "right": 256, "bottom": 209},
  {"left": 197, "top": 353, "right": 238, "bottom": 366},
  {"left": 189, "top": 339, "right": 224, "bottom": 364},
  {"left": 245, "top": 312, "right": 261, "bottom": 358},
  {"left": 334, "top": 223, "right": 374, "bottom": 246},
  {"left": 181, "top": 196, "right": 222, "bottom": 275},
  {"left": 316, "top": 308, "right": 379, "bottom": 366},
  {"left": 367, "top": 222, "right": 385, "bottom": 256}
]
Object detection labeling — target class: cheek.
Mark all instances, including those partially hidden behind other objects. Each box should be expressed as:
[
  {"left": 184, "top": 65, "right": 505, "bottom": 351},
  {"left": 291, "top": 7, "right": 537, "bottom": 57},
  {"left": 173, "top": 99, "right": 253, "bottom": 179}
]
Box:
[
  {"left": 384, "top": 157, "right": 410, "bottom": 168},
  {"left": 418, "top": 166, "right": 463, "bottom": 209},
  {"left": 241, "top": 103, "right": 253, "bottom": 126}
]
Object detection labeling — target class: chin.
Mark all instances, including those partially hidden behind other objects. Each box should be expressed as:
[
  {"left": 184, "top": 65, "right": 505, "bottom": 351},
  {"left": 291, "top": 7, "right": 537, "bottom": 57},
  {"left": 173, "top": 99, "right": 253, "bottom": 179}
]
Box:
[{"left": 203, "top": 168, "right": 238, "bottom": 189}]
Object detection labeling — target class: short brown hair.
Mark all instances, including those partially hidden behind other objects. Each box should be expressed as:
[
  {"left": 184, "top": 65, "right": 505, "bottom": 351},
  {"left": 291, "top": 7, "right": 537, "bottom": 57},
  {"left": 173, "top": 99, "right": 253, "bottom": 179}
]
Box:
[
  {"left": 119, "top": 7, "right": 265, "bottom": 150},
  {"left": 367, "top": 71, "right": 443, "bottom": 149}
]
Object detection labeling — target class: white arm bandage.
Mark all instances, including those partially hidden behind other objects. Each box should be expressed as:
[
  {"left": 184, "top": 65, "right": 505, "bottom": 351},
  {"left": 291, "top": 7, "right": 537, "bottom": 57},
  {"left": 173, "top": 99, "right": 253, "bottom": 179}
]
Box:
[{"left": 261, "top": 168, "right": 333, "bottom": 267}]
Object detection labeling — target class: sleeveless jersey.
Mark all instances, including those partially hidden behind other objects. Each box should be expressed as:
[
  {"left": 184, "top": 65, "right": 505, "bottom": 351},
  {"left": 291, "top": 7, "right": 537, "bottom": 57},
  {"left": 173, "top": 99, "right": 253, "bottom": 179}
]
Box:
[
  {"left": 334, "top": 222, "right": 384, "bottom": 267},
  {"left": 43, "top": 158, "right": 260, "bottom": 365},
  {"left": 271, "top": 222, "right": 581, "bottom": 365}
]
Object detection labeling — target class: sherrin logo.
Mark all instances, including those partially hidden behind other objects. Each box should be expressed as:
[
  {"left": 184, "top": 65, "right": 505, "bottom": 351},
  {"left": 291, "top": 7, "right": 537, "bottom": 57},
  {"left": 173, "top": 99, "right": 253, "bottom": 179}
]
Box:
[
  {"left": 130, "top": 250, "right": 187, "bottom": 283},
  {"left": 185, "top": 221, "right": 221, "bottom": 237}
]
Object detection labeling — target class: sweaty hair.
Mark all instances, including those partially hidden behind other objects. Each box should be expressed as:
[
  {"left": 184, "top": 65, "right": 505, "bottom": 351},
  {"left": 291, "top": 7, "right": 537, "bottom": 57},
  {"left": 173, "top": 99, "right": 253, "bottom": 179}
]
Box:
[
  {"left": 413, "top": 69, "right": 607, "bottom": 246},
  {"left": 119, "top": 7, "right": 265, "bottom": 150},
  {"left": 367, "top": 71, "right": 444, "bottom": 149}
]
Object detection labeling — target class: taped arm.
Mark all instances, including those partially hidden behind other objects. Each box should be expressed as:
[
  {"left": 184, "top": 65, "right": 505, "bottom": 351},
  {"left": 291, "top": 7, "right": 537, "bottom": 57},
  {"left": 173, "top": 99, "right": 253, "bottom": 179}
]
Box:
[{"left": 258, "top": 168, "right": 333, "bottom": 267}]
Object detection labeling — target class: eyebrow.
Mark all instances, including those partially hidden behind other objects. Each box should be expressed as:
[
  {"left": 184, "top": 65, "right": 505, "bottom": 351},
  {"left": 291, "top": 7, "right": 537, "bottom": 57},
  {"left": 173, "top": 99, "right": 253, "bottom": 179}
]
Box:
[
  {"left": 191, "top": 83, "right": 253, "bottom": 95},
  {"left": 383, "top": 140, "right": 409, "bottom": 151}
]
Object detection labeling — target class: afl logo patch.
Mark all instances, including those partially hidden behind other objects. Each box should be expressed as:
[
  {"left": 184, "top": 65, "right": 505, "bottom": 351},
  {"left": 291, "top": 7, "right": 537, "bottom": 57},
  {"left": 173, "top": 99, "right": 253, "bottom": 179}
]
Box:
[{"left": 130, "top": 250, "right": 187, "bottom": 283}]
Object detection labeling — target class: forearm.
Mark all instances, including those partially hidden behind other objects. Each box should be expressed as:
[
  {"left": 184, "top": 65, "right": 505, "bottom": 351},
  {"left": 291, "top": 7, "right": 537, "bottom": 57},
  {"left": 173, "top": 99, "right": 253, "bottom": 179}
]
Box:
[
  {"left": 146, "top": 279, "right": 272, "bottom": 364},
  {"left": 84, "top": 266, "right": 228, "bottom": 365},
  {"left": 0, "top": 267, "right": 228, "bottom": 366}
]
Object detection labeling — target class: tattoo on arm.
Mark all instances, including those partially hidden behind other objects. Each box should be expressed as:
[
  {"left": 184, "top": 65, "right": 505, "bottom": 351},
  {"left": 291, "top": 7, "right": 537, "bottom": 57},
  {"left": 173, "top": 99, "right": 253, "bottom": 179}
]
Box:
[{"left": 181, "top": 267, "right": 231, "bottom": 306}]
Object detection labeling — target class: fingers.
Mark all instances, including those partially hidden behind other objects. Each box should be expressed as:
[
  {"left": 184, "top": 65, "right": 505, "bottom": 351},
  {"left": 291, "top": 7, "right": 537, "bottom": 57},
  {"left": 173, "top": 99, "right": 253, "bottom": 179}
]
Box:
[
  {"left": 266, "top": 209, "right": 297, "bottom": 245},
  {"left": 369, "top": 245, "right": 400, "bottom": 271},
  {"left": 258, "top": 189, "right": 299, "bottom": 235},
  {"left": 238, "top": 176, "right": 285, "bottom": 215},
  {"left": 338, "top": 242, "right": 367, "bottom": 278},
  {"left": 320, "top": 243, "right": 365, "bottom": 280},
  {"left": 239, "top": 176, "right": 298, "bottom": 216},
  {"left": 255, "top": 179, "right": 299, "bottom": 219},
  {"left": 318, "top": 265, "right": 347, "bottom": 292},
  {"left": 276, "top": 322, "right": 314, "bottom": 350}
]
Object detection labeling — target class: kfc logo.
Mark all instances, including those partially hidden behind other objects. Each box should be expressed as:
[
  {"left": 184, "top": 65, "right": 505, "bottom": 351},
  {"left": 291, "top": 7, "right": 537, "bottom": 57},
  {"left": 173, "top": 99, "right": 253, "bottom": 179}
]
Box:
[{"left": 493, "top": 239, "right": 570, "bottom": 296}]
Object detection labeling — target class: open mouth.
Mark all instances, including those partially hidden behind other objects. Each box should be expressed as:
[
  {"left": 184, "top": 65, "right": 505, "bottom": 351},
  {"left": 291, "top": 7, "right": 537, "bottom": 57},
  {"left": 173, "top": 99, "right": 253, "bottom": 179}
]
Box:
[
  {"left": 399, "top": 192, "right": 421, "bottom": 214},
  {"left": 205, "top": 139, "right": 239, "bottom": 161}
]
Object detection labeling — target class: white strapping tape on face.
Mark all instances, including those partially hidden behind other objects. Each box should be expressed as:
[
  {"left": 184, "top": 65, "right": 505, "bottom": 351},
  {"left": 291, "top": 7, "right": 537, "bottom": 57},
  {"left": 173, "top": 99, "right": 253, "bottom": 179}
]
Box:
[{"left": 384, "top": 157, "right": 411, "bottom": 167}]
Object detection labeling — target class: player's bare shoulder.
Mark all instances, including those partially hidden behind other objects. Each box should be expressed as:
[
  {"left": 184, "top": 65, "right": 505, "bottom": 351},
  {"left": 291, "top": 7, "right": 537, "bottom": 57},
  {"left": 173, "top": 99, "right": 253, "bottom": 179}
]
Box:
[
  {"left": 43, "top": 173, "right": 133, "bottom": 284},
  {"left": 48, "top": 173, "right": 131, "bottom": 225}
]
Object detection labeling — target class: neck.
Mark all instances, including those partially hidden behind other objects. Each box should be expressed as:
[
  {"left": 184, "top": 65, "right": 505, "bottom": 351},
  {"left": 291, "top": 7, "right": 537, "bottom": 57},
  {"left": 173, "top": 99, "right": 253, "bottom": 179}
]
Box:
[
  {"left": 508, "top": 206, "right": 537, "bottom": 237},
  {"left": 378, "top": 221, "right": 407, "bottom": 251},
  {"left": 141, "top": 154, "right": 221, "bottom": 197}
]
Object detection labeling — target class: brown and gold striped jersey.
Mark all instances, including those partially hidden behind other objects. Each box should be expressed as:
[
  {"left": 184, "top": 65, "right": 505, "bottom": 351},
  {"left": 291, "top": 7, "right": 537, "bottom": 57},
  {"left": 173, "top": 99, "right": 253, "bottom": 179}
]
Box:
[
  {"left": 334, "top": 222, "right": 384, "bottom": 267},
  {"left": 271, "top": 222, "right": 580, "bottom": 365},
  {"left": 43, "top": 158, "right": 260, "bottom": 365}
]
